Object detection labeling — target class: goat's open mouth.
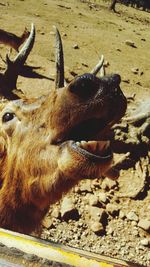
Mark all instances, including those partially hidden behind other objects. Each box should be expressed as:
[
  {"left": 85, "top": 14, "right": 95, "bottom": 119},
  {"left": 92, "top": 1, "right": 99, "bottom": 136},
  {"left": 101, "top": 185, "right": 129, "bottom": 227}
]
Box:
[
  {"left": 71, "top": 140, "right": 113, "bottom": 162},
  {"left": 68, "top": 118, "right": 107, "bottom": 141},
  {"left": 67, "top": 118, "right": 113, "bottom": 162}
]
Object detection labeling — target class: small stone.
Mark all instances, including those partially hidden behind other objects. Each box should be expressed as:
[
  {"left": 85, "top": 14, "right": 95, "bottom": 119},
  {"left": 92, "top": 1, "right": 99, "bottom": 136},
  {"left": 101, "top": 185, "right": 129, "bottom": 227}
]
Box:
[
  {"left": 132, "top": 230, "right": 139, "bottom": 236},
  {"left": 140, "top": 238, "right": 149, "bottom": 246},
  {"left": 122, "top": 79, "right": 130, "bottom": 84},
  {"left": 98, "top": 192, "right": 107, "bottom": 203},
  {"left": 101, "top": 178, "right": 117, "bottom": 191},
  {"left": 107, "top": 227, "right": 114, "bottom": 235},
  {"left": 60, "top": 197, "right": 79, "bottom": 221},
  {"left": 106, "top": 204, "right": 120, "bottom": 216},
  {"left": 88, "top": 206, "right": 107, "bottom": 223},
  {"left": 126, "top": 211, "right": 139, "bottom": 222},
  {"left": 74, "top": 185, "right": 80, "bottom": 193},
  {"left": 131, "top": 221, "right": 137, "bottom": 226},
  {"left": 136, "top": 81, "right": 142, "bottom": 86},
  {"left": 125, "top": 40, "right": 137, "bottom": 48},
  {"left": 73, "top": 44, "right": 79, "bottom": 49},
  {"left": 62, "top": 32, "right": 67, "bottom": 37},
  {"left": 51, "top": 207, "right": 60, "bottom": 218},
  {"left": 50, "top": 31, "right": 55, "bottom": 35},
  {"left": 90, "top": 221, "right": 104, "bottom": 235},
  {"left": 147, "top": 252, "right": 150, "bottom": 261},
  {"left": 119, "top": 210, "right": 125, "bottom": 219},
  {"left": 23, "top": 254, "right": 38, "bottom": 262},
  {"left": 131, "top": 67, "right": 139, "bottom": 74},
  {"left": 69, "top": 70, "right": 78, "bottom": 77},
  {"left": 80, "top": 180, "right": 92, "bottom": 193},
  {"left": 42, "top": 216, "right": 53, "bottom": 229},
  {"left": 89, "top": 194, "right": 99, "bottom": 206},
  {"left": 91, "top": 178, "right": 102, "bottom": 189},
  {"left": 138, "top": 219, "right": 150, "bottom": 231}
]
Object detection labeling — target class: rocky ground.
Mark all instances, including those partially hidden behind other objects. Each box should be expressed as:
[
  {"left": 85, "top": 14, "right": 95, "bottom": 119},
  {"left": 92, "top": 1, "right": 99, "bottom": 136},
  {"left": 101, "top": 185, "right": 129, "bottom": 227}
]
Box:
[
  {"left": 0, "top": 0, "right": 150, "bottom": 266},
  {"left": 42, "top": 92, "right": 150, "bottom": 266}
]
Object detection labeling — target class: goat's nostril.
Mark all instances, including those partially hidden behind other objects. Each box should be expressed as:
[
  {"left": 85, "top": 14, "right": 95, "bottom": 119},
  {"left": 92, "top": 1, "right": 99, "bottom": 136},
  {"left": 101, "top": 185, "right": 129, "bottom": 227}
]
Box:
[
  {"left": 69, "top": 73, "right": 99, "bottom": 97},
  {"left": 112, "top": 74, "right": 121, "bottom": 85},
  {"left": 99, "top": 73, "right": 121, "bottom": 88}
]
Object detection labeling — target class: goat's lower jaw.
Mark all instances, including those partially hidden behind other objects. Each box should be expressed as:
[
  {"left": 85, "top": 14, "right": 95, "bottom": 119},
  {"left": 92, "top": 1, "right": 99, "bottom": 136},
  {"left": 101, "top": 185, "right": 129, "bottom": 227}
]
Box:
[{"left": 70, "top": 140, "right": 113, "bottom": 162}]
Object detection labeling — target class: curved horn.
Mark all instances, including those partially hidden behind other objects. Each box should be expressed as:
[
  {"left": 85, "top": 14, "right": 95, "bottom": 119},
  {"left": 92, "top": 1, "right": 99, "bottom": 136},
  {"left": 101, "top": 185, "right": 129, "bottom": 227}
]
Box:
[
  {"left": 53, "top": 26, "right": 64, "bottom": 89},
  {"left": 99, "top": 64, "right": 106, "bottom": 77},
  {"left": 91, "top": 55, "right": 104, "bottom": 76},
  {"left": 0, "top": 23, "right": 35, "bottom": 99},
  {"left": 13, "top": 23, "right": 35, "bottom": 66}
]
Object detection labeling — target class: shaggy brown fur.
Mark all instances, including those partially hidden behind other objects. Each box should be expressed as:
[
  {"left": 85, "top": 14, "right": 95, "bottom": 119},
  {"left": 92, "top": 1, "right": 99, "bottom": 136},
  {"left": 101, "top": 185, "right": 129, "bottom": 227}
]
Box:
[{"left": 0, "top": 73, "right": 127, "bottom": 234}]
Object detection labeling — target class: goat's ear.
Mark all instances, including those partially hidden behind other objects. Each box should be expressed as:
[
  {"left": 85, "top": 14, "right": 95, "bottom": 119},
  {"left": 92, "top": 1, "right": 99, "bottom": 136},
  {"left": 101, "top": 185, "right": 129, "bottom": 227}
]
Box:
[{"left": 0, "top": 136, "right": 6, "bottom": 158}]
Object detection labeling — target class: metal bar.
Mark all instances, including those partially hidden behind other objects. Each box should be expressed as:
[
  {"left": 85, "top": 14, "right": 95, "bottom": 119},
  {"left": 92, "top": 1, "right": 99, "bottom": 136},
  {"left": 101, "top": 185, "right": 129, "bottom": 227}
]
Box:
[
  {"left": 0, "top": 228, "right": 141, "bottom": 267},
  {"left": 0, "top": 259, "right": 22, "bottom": 267}
]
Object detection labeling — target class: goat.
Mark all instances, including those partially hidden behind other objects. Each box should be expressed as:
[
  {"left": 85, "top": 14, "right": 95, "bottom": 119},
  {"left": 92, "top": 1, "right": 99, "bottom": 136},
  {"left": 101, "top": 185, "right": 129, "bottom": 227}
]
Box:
[{"left": 0, "top": 24, "right": 127, "bottom": 234}]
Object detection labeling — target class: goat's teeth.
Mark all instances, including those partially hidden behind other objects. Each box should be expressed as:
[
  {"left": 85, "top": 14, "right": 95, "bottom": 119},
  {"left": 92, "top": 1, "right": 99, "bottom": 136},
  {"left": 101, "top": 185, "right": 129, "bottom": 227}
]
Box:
[
  {"left": 80, "top": 141, "right": 89, "bottom": 149},
  {"left": 81, "top": 141, "right": 87, "bottom": 146},
  {"left": 76, "top": 142, "right": 80, "bottom": 146}
]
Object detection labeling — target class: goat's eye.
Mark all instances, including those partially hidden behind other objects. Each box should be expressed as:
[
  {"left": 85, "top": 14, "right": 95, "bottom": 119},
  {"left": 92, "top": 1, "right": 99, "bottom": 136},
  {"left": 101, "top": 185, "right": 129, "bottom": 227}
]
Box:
[{"left": 2, "top": 113, "right": 15, "bottom": 123}]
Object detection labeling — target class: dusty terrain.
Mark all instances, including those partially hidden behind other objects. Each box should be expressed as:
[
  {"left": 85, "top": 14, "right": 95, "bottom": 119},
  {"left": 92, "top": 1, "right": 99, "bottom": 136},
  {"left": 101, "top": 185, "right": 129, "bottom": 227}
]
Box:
[{"left": 0, "top": 0, "right": 150, "bottom": 266}]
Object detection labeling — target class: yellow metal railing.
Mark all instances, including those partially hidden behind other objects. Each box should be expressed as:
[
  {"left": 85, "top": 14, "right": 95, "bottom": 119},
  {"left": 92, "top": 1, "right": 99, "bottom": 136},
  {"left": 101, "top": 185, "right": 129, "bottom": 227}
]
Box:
[{"left": 0, "top": 228, "right": 140, "bottom": 267}]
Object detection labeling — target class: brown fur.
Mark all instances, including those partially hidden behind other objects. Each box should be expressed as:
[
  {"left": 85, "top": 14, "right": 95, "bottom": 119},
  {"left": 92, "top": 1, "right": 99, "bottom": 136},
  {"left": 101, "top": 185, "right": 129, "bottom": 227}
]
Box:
[
  {"left": 0, "top": 27, "right": 30, "bottom": 52},
  {"left": 0, "top": 75, "right": 127, "bottom": 234}
]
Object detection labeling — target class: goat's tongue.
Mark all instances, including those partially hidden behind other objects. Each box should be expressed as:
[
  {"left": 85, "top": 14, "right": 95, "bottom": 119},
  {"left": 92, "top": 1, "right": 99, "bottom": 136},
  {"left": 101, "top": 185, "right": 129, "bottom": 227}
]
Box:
[{"left": 75, "top": 140, "right": 112, "bottom": 160}]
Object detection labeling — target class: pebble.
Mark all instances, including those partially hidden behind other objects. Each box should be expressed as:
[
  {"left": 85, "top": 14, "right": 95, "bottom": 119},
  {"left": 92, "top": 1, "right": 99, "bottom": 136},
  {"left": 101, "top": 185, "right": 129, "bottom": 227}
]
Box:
[
  {"left": 73, "top": 44, "right": 79, "bottom": 49},
  {"left": 90, "top": 221, "right": 104, "bottom": 235},
  {"left": 89, "top": 194, "right": 99, "bottom": 206},
  {"left": 107, "top": 227, "right": 114, "bottom": 235},
  {"left": 147, "top": 252, "right": 150, "bottom": 260},
  {"left": 42, "top": 216, "right": 53, "bottom": 229},
  {"left": 23, "top": 254, "right": 39, "bottom": 262},
  {"left": 125, "top": 40, "right": 137, "bottom": 48},
  {"left": 126, "top": 211, "right": 139, "bottom": 222},
  {"left": 80, "top": 180, "right": 92, "bottom": 193},
  {"left": 132, "top": 230, "right": 139, "bottom": 237},
  {"left": 51, "top": 207, "right": 60, "bottom": 218},
  {"left": 101, "top": 178, "right": 117, "bottom": 191},
  {"left": 122, "top": 79, "right": 130, "bottom": 83},
  {"left": 131, "top": 221, "right": 137, "bottom": 226},
  {"left": 60, "top": 197, "right": 79, "bottom": 220},
  {"left": 131, "top": 67, "right": 139, "bottom": 74},
  {"left": 50, "top": 31, "right": 55, "bottom": 35},
  {"left": 140, "top": 238, "right": 149, "bottom": 247},
  {"left": 98, "top": 192, "right": 107, "bottom": 203},
  {"left": 138, "top": 219, "right": 150, "bottom": 231},
  {"left": 88, "top": 206, "right": 107, "bottom": 223},
  {"left": 119, "top": 210, "right": 125, "bottom": 219},
  {"left": 106, "top": 204, "right": 120, "bottom": 217}
]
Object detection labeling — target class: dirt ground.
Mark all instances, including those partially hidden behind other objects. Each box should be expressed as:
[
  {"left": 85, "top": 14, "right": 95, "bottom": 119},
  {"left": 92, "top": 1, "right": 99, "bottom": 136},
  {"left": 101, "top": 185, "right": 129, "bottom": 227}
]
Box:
[{"left": 0, "top": 0, "right": 150, "bottom": 266}]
